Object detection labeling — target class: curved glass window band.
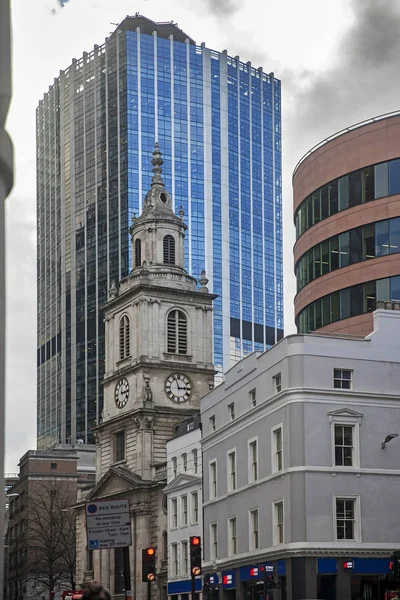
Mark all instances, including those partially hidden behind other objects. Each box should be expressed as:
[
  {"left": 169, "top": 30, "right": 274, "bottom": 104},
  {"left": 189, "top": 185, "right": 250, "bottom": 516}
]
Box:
[
  {"left": 296, "top": 217, "right": 400, "bottom": 292},
  {"left": 296, "top": 275, "right": 400, "bottom": 333},
  {"left": 295, "top": 158, "right": 400, "bottom": 239}
]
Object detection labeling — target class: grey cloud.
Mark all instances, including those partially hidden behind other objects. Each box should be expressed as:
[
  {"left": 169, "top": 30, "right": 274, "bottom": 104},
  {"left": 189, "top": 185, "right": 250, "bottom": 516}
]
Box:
[
  {"left": 204, "top": 0, "right": 240, "bottom": 17},
  {"left": 288, "top": 0, "right": 400, "bottom": 164}
]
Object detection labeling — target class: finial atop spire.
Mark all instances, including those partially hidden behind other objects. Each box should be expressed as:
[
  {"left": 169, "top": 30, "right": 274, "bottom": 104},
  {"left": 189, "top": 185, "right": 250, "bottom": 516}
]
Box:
[{"left": 151, "top": 143, "right": 164, "bottom": 187}]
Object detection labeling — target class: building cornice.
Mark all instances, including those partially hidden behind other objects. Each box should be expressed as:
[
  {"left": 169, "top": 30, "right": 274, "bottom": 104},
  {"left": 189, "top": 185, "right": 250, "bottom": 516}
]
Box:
[
  {"left": 203, "top": 542, "right": 399, "bottom": 571},
  {"left": 202, "top": 387, "right": 400, "bottom": 449}
]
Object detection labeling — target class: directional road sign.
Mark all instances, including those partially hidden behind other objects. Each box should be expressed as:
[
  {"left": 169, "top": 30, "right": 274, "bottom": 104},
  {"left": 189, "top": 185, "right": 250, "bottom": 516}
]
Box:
[{"left": 86, "top": 499, "right": 131, "bottom": 549}]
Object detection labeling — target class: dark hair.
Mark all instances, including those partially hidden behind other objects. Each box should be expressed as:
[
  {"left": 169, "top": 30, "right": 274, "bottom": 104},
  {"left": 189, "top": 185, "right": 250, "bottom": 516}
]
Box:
[{"left": 81, "top": 581, "right": 111, "bottom": 600}]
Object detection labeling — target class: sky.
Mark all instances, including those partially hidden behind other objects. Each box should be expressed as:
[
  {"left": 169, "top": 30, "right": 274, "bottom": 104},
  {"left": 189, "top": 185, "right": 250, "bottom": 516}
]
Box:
[{"left": 5, "top": 0, "right": 400, "bottom": 471}]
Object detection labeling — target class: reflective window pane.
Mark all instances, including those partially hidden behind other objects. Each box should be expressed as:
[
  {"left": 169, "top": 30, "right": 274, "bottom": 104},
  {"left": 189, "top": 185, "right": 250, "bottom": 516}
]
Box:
[
  {"left": 375, "top": 220, "right": 390, "bottom": 256},
  {"left": 340, "top": 288, "right": 350, "bottom": 319},
  {"left": 331, "top": 291, "right": 340, "bottom": 323},
  {"left": 329, "top": 180, "right": 338, "bottom": 215},
  {"left": 362, "top": 165, "right": 374, "bottom": 202},
  {"left": 338, "top": 176, "right": 349, "bottom": 211},
  {"left": 349, "top": 171, "right": 362, "bottom": 207},
  {"left": 376, "top": 278, "right": 390, "bottom": 302},
  {"left": 389, "top": 217, "right": 400, "bottom": 253},
  {"left": 349, "top": 228, "right": 362, "bottom": 264},
  {"left": 391, "top": 275, "right": 400, "bottom": 301},
  {"left": 374, "top": 162, "right": 388, "bottom": 199},
  {"left": 339, "top": 231, "right": 350, "bottom": 267},
  {"left": 363, "top": 224, "right": 375, "bottom": 259},
  {"left": 321, "top": 241, "right": 329, "bottom": 275},
  {"left": 313, "top": 191, "right": 321, "bottom": 225},
  {"left": 363, "top": 281, "right": 376, "bottom": 313},
  {"left": 389, "top": 158, "right": 400, "bottom": 196},
  {"left": 350, "top": 284, "right": 363, "bottom": 317},
  {"left": 321, "top": 186, "right": 329, "bottom": 220},
  {"left": 330, "top": 236, "right": 339, "bottom": 270}
]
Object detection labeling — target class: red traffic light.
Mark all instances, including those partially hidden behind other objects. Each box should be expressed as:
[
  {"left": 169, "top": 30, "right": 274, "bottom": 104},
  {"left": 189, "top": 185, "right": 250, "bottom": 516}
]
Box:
[
  {"left": 146, "top": 548, "right": 155, "bottom": 556},
  {"left": 191, "top": 537, "right": 200, "bottom": 546}
]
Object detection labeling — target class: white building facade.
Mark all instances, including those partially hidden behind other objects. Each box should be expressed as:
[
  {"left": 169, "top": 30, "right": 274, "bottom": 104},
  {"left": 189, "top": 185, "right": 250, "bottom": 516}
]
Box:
[
  {"left": 165, "top": 416, "right": 203, "bottom": 600},
  {"left": 201, "top": 303, "right": 400, "bottom": 600}
]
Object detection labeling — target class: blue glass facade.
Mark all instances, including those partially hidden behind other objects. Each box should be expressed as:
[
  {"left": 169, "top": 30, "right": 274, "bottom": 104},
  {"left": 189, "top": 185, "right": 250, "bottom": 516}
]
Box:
[
  {"left": 36, "top": 16, "right": 282, "bottom": 447},
  {"left": 124, "top": 21, "right": 283, "bottom": 373}
]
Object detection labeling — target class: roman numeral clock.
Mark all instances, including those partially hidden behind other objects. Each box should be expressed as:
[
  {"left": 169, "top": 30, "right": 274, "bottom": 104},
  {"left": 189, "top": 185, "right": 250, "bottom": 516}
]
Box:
[{"left": 165, "top": 373, "right": 192, "bottom": 403}]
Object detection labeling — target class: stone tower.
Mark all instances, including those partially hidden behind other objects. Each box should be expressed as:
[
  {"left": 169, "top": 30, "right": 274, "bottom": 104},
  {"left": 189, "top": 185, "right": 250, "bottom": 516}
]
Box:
[{"left": 75, "top": 145, "right": 215, "bottom": 599}]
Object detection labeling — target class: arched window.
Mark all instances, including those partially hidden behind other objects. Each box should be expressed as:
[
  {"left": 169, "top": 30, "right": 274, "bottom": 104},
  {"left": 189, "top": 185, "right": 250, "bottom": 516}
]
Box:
[
  {"left": 163, "top": 235, "right": 175, "bottom": 265},
  {"left": 119, "top": 315, "right": 130, "bottom": 360},
  {"left": 167, "top": 310, "right": 187, "bottom": 354},
  {"left": 134, "top": 238, "right": 141, "bottom": 268}
]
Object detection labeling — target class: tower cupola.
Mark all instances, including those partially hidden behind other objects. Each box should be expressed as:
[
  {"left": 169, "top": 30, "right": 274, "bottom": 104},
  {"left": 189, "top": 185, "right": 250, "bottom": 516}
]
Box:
[{"left": 129, "top": 144, "right": 187, "bottom": 271}]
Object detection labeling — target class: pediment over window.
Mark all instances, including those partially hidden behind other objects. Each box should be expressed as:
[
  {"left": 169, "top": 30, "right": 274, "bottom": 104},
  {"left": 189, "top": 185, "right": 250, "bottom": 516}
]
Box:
[
  {"left": 85, "top": 465, "right": 158, "bottom": 501},
  {"left": 328, "top": 408, "right": 363, "bottom": 423},
  {"left": 163, "top": 472, "right": 201, "bottom": 493}
]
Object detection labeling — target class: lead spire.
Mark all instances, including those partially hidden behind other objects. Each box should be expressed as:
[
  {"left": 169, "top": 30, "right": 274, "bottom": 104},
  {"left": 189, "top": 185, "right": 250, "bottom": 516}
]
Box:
[{"left": 151, "top": 142, "right": 164, "bottom": 187}]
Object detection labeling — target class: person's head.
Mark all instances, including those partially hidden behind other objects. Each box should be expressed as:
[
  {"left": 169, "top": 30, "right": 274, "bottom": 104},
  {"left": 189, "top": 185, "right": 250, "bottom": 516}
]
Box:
[{"left": 81, "top": 581, "right": 111, "bottom": 600}]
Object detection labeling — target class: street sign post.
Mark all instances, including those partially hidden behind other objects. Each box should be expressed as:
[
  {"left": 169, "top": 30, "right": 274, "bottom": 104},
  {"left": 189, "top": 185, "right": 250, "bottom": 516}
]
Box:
[{"left": 86, "top": 499, "right": 132, "bottom": 599}]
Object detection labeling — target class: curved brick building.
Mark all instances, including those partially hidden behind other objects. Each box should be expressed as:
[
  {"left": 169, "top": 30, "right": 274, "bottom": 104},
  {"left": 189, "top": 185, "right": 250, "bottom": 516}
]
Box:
[{"left": 293, "top": 112, "right": 400, "bottom": 335}]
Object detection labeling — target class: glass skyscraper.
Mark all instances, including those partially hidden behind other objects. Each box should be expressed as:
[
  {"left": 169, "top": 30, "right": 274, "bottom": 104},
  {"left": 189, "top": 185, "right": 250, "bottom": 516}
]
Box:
[{"left": 36, "top": 15, "right": 283, "bottom": 448}]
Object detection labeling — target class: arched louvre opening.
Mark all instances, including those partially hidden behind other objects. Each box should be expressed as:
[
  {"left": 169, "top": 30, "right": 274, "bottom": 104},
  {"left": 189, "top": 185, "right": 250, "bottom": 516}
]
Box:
[
  {"left": 163, "top": 235, "right": 175, "bottom": 265},
  {"left": 134, "top": 238, "right": 141, "bottom": 268},
  {"left": 167, "top": 310, "right": 187, "bottom": 354},
  {"left": 119, "top": 315, "right": 130, "bottom": 359}
]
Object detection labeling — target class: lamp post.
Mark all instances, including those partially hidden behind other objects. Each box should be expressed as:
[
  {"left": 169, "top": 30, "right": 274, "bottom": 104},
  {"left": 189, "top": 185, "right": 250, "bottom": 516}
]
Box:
[{"left": 381, "top": 434, "right": 399, "bottom": 449}]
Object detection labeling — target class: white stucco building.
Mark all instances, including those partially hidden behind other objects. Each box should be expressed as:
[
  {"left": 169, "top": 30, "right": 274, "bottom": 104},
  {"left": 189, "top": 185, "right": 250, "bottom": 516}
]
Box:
[
  {"left": 165, "top": 416, "right": 202, "bottom": 600},
  {"left": 201, "top": 303, "right": 400, "bottom": 600}
]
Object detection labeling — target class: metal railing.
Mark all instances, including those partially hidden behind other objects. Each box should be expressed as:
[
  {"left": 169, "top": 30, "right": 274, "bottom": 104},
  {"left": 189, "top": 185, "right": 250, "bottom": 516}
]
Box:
[{"left": 293, "top": 109, "right": 400, "bottom": 179}]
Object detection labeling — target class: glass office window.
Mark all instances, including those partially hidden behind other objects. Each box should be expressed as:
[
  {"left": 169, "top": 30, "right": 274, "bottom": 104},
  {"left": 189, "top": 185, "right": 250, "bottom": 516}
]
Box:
[
  {"left": 313, "top": 191, "right": 321, "bottom": 224},
  {"left": 321, "top": 241, "right": 329, "bottom": 275},
  {"left": 362, "top": 224, "right": 375, "bottom": 259},
  {"left": 321, "top": 186, "right": 329, "bottom": 219},
  {"left": 349, "top": 170, "right": 362, "bottom": 207},
  {"left": 389, "top": 158, "right": 400, "bottom": 196},
  {"left": 314, "top": 246, "right": 321, "bottom": 278},
  {"left": 363, "top": 165, "right": 375, "bottom": 202},
  {"left": 338, "top": 175, "right": 349, "bottom": 211},
  {"left": 339, "top": 231, "right": 350, "bottom": 267},
  {"left": 390, "top": 276, "right": 400, "bottom": 301},
  {"left": 330, "top": 236, "right": 339, "bottom": 270},
  {"left": 329, "top": 179, "right": 338, "bottom": 215},
  {"left": 331, "top": 291, "right": 340, "bottom": 323},
  {"left": 321, "top": 296, "right": 330, "bottom": 327},
  {"left": 364, "top": 281, "right": 376, "bottom": 312},
  {"left": 389, "top": 217, "right": 400, "bottom": 253},
  {"left": 376, "top": 277, "right": 390, "bottom": 301},
  {"left": 340, "top": 288, "right": 351, "bottom": 319},
  {"left": 350, "top": 284, "right": 363, "bottom": 317},
  {"left": 374, "top": 162, "right": 388, "bottom": 199},
  {"left": 349, "top": 228, "right": 362, "bottom": 264},
  {"left": 376, "top": 220, "right": 390, "bottom": 256}
]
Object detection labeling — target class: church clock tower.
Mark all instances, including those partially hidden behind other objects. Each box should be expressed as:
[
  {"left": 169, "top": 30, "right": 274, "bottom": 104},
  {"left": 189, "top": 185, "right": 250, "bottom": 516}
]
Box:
[{"left": 76, "top": 145, "right": 215, "bottom": 598}]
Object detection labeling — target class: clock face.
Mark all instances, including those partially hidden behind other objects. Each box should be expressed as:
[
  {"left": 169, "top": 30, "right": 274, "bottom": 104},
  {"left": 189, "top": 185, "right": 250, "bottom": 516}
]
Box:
[
  {"left": 165, "top": 373, "right": 192, "bottom": 403},
  {"left": 115, "top": 378, "right": 129, "bottom": 409}
]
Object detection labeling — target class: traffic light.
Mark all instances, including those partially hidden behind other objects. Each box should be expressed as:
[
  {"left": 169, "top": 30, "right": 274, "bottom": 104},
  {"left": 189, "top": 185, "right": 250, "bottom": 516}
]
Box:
[
  {"left": 190, "top": 536, "right": 202, "bottom": 576},
  {"left": 142, "top": 547, "right": 156, "bottom": 582}
]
